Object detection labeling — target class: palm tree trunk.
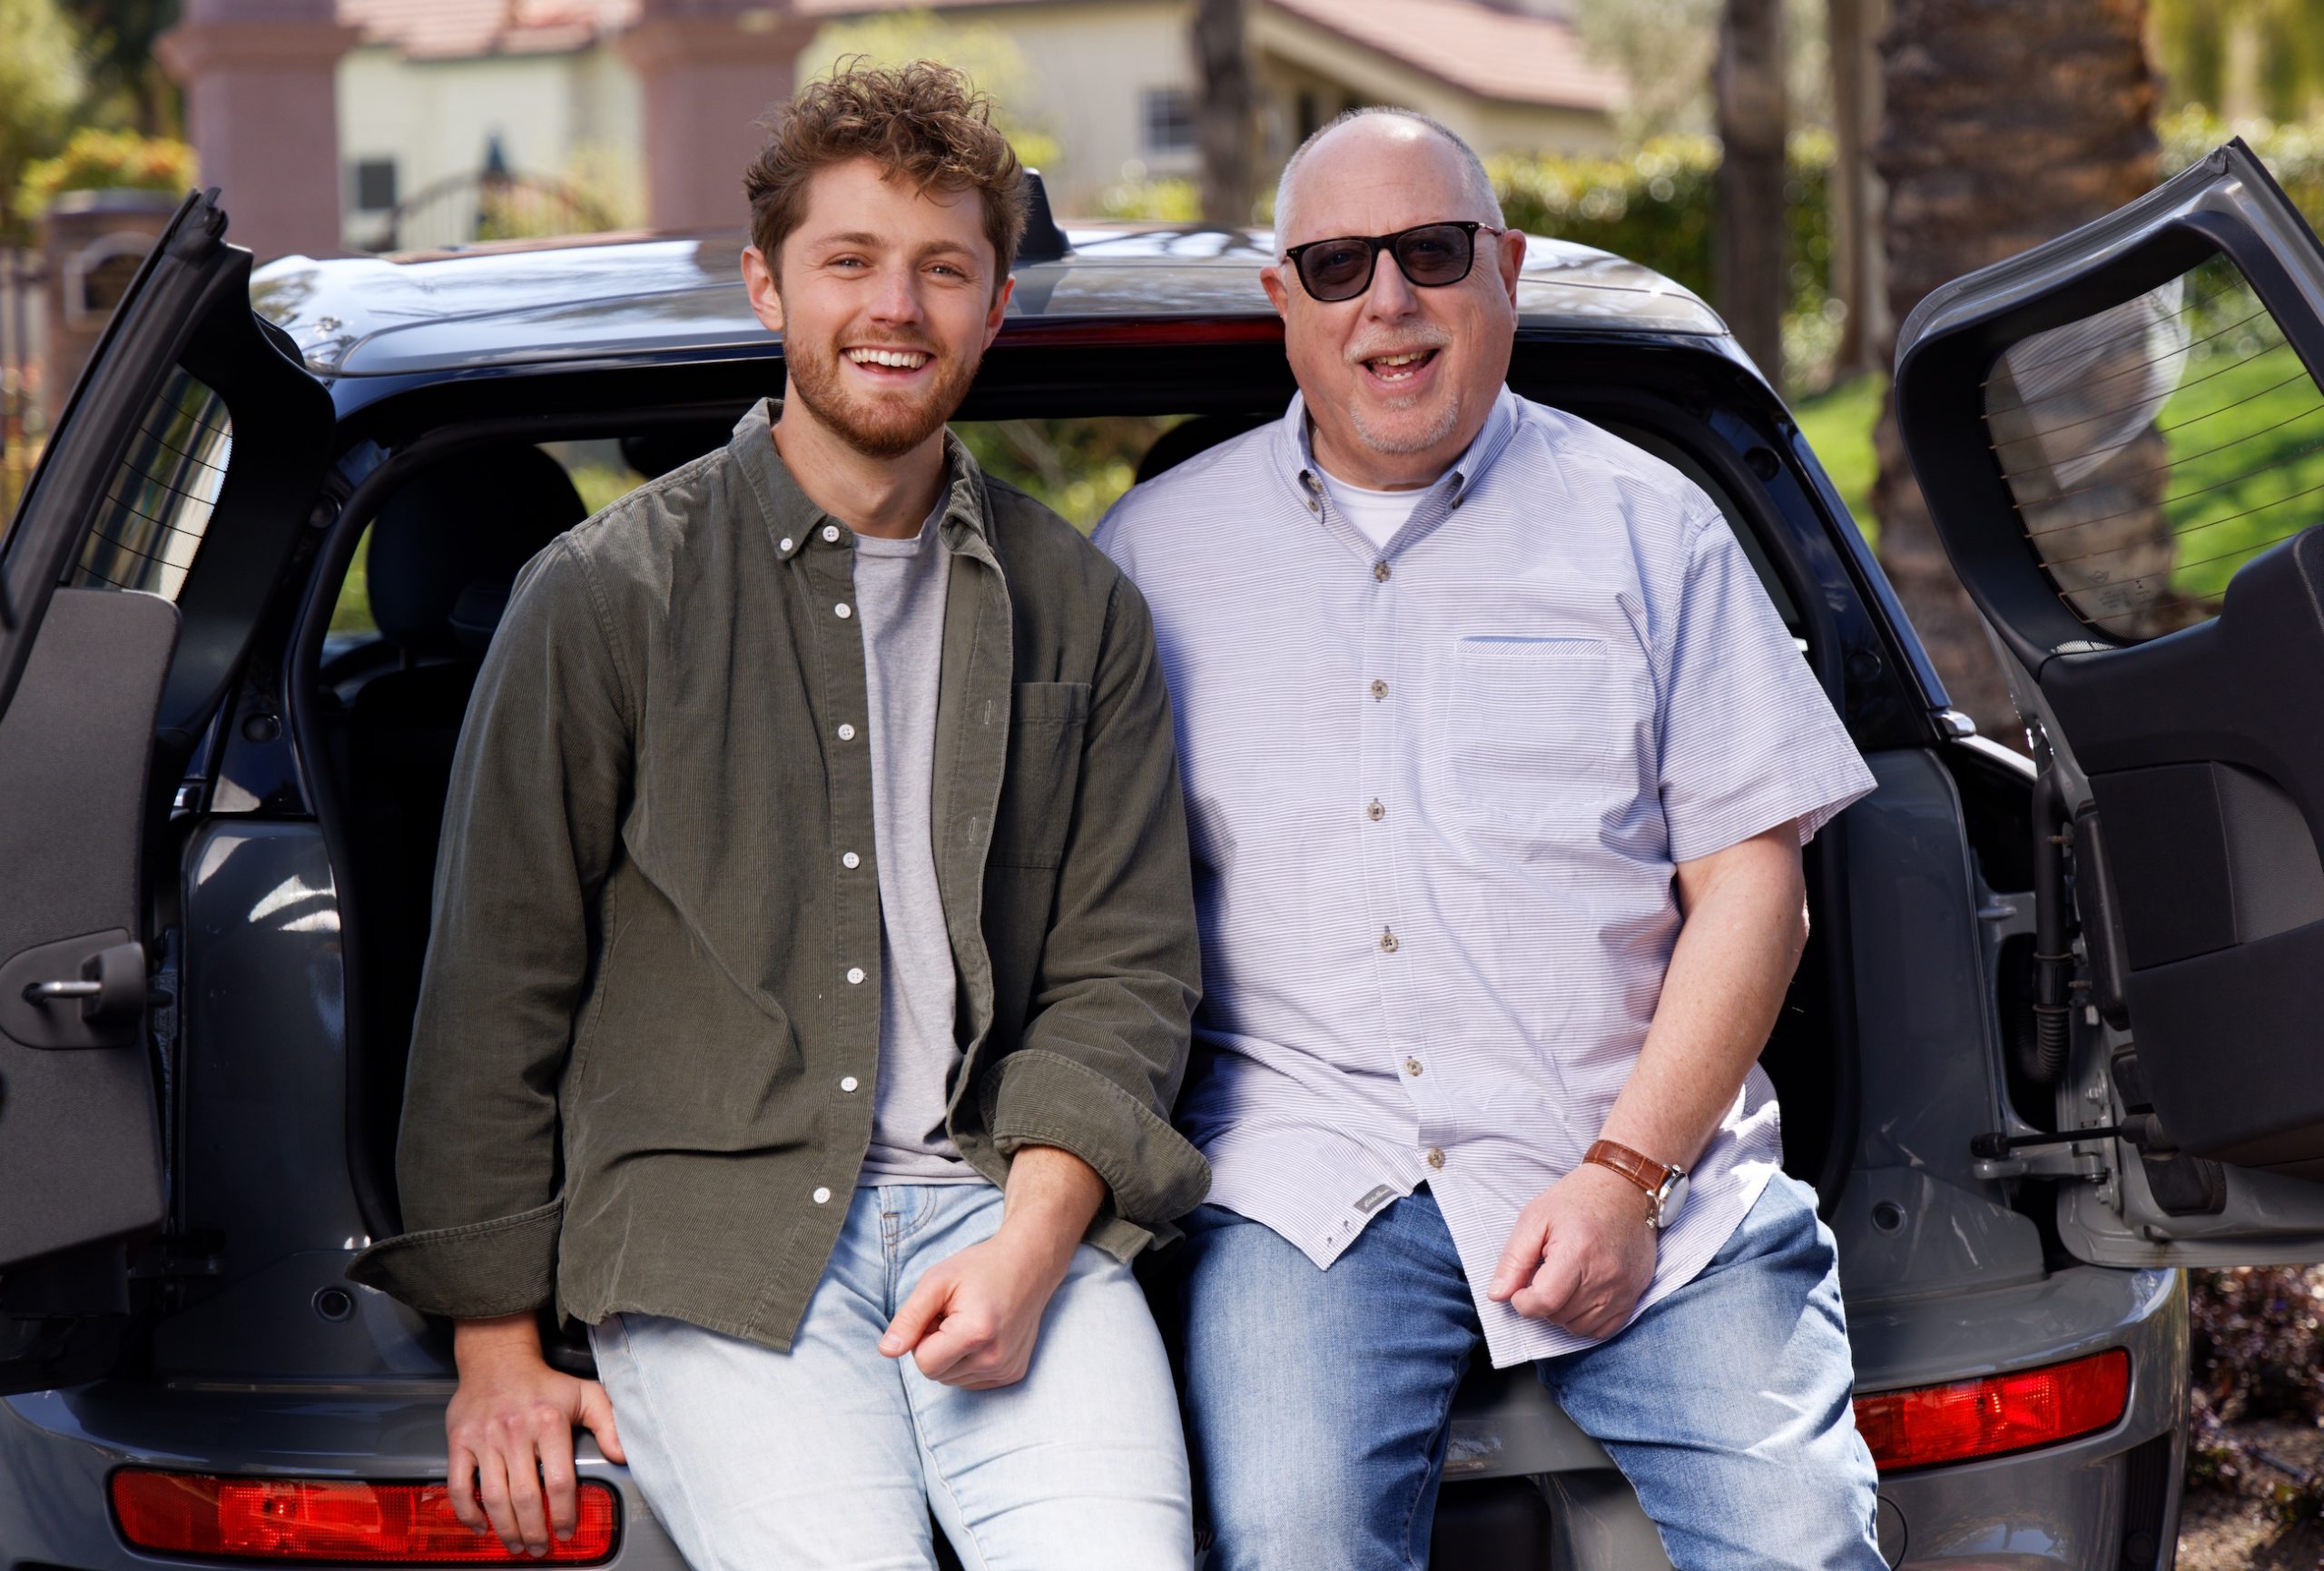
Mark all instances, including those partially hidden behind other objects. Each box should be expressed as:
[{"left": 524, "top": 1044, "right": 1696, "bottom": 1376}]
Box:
[
  {"left": 1192, "top": 0, "right": 1254, "bottom": 226},
  {"left": 1717, "top": 0, "right": 1787, "bottom": 382},
  {"left": 1871, "top": 0, "right": 2159, "bottom": 736},
  {"left": 1827, "top": 0, "right": 1885, "bottom": 379}
]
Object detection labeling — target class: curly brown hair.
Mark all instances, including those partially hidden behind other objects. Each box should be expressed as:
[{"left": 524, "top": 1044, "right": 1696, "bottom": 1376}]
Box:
[{"left": 744, "top": 59, "right": 1029, "bottom": 294}]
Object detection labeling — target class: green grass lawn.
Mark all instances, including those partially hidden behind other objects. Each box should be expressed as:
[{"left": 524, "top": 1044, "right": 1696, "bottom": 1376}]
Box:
[
  {"left": 1791, "top": 375, "right": 1883, "bottom": 552},
  {"left": 2149, "top": 340, "right": 2324, "bottom": 603},
  {"left": 1788, "top": 343, "right": 2323, "bottom": 611}
]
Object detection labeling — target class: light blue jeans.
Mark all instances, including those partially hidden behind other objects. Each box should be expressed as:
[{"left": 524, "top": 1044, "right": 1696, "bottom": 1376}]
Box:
[
  {"left": 588, "top": 1182, "right": 1193, "bottom": 1571},
  {"left": 1162, "top": 1172, "right": 1885, "bottom": 1571}
]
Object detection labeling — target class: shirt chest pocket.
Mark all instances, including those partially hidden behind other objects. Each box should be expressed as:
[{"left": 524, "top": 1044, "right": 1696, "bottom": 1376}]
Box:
[
  {"left": 990, "top": 681, "right": 1091, "bottom": 870},
  {"left": 1444, "top": 637, "right": 1632, "bottom": 829}
]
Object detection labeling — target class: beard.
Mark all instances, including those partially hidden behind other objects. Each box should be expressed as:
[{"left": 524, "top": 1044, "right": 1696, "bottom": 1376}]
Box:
[
  {"left": 1350, "top": 387, "right": 1463, "bottom": 456},
  {"left": 783, "top": 331, "right": 982, "bottom": 459}
]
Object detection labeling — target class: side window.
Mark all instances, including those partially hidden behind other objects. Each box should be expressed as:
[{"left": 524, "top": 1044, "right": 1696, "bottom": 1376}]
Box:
[
  {"left": 325, "top": 440, "right": 645, "bottom": 645},
  {"left": 72, "top": 365, "right": 232, "bottom": 600},
  {"left": 953, "top": 418, "right": 1179, "bottom": 530},
  {"left": 1984, "top": 252, "right": 2321, "bottom": 643}
]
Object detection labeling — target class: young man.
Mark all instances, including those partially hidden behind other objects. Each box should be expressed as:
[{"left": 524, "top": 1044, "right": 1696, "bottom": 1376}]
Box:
[
  {"left": 1097, "top": 109, "right": 1886, "bottom": 1569},
  {"left": 350, "top": 62, "right": 1206, "bottom": 1570}
]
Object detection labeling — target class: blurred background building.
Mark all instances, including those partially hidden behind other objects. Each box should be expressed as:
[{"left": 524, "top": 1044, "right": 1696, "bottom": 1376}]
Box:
[{"left": 328, "top": 0, "right": 1625, "bottom": 249}]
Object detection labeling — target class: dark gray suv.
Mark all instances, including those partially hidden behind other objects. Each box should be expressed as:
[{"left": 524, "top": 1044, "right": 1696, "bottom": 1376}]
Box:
[{"left": 6, "top": 142, "right": 2324, "bottom": 1569}]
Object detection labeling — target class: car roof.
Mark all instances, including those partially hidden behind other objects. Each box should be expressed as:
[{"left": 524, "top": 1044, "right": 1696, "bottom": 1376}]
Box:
[{"left": 250, "top": 221, "right": 1728, "bottom": 379}]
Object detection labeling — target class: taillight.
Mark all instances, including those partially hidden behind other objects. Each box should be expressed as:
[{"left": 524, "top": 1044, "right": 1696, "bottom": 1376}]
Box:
[
  {"left": 110, "top": 1470, "right": 618, "bottom": 1563},
  {"left": 1853, "top": 1348, "right": 2131, "bottom": 1472}
]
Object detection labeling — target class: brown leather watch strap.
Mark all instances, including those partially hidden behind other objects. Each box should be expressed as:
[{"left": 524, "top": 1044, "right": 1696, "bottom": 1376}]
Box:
[{"left": 1585, "top": 1139, "right": 1668, "bottom": 1195}]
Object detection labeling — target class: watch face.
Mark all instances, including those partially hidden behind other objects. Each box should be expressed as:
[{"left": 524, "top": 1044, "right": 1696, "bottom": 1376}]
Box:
[{"left": 1655, "top": 1171, "right": 1689, "bottom": 1229}]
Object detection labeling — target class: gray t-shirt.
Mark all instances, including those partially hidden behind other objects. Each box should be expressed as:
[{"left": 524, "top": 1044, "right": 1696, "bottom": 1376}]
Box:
[{"left": 852, "top": 502, "right": 979, "bottom": 1183}]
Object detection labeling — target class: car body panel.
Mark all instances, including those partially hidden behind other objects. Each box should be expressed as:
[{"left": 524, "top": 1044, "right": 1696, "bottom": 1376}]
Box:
[
  {"left": 1852, "top": 1265, "right": 2186, "bottom": 1570},
  {"left": 248, "top": 226, "right": 1722, "bottom": 379},
  {"left": 0, "top": 1383, "right": 691, "bottom": 1571},
  {"left": 1834, "top": 747, "right": 2048, "bottom": 1305}
]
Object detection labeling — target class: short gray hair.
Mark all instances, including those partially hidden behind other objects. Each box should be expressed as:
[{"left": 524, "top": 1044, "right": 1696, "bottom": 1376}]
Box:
[{"left": 1272, "top": 107, "right": 1504, "bottom": 251}]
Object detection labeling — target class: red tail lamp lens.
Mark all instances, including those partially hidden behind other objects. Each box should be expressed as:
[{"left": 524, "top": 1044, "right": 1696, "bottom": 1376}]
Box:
[
  {"left": 110, "top": 1471, "right": 618, "bottom": 1563},
  {"left": 1853, "top": 1348, "right": 2131, "bottom": 1472}
]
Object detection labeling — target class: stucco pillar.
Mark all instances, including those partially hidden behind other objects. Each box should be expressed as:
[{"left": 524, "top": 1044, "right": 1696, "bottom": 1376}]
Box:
[
  {"left": 618, "top": 5, "right": 819, "bottom": 232},
  {"left": 156, "top": 0, "right": 359, "bottom": 262}
]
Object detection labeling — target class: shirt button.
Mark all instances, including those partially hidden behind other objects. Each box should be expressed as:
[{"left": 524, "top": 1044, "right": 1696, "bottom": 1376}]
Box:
[
  {"left": 838, "top": 723, "right": 857, "bottom": 741},
  {"left": 1426, "top": 1148, "right": 1445, "bottom": 1170},
  {"left": 835, "top": 602, "right": 852, "bottom": 619},
  {"left": 779, "top": 537, "right": 794, "bottom": 552},
  {"left": 1379, "top": 927, "right": 1399, "bottom": 953},
  {"left": 1374, "top": 559, "right": 1392, "bottom": 582},
  {"left": 822, "top": 525, "right": 841, "bottom": 543},
  {"left": 841, "top": 1076, "right": 859, "bottom": 1092},
  {"left": 1366, "top": 799, "right": 1385, "bottom": 822},
  {"left": 846, "top": 966, "right": 865, "bottom": 984},
  {"left": 842, "top": 851, "right": 861, "bottom": 869},
  {"left": 812, "top": 1186, "right": 832, "bottom": 1204},
  {"left": 1370, "top": 678, "right": 1389, "bottom": 700},
  {"left": 1405, "top": 1058, "right": 1423, "bottom": 1076}
]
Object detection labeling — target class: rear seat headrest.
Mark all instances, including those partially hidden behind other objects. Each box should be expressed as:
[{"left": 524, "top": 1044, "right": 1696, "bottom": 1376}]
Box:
[{"left": 367, "top": 444, "right": 589, "bottom": 658}]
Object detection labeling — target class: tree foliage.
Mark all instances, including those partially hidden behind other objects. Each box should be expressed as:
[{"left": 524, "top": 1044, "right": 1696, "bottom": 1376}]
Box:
[
  {"left": 2150, "top": 0, "right": 2324, "bottom": 121},
  {"left": 0, "top": 0, "right": 87, "bottom": 239},
  {"left": 66, "top": 0, "right": 177, "bottom": 136},
  {"left": 803, "top": 12, "right": 1062, "bottom": 175}
]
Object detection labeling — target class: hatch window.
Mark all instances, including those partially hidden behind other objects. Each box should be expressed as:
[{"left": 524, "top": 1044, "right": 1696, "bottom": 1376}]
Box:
[
  {"left": 1984, "top": 250, "right": 2324, "bottom": 643},
  {"left": 71, "top": 365, "right": 232, "bottom": 600}
]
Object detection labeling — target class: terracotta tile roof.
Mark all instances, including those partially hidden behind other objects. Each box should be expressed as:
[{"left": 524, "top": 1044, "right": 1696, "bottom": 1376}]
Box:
[
  {"left": 340, "top": 0, "right": 635, "bottom": 60},
  {"left": 1262, "top": 0, "right": 1624, "bottom": 110}
]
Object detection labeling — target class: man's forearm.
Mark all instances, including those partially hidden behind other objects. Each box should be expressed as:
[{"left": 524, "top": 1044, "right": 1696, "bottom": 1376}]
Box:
[
  {"left": 454, "top": 1311, "right": 547, "bottom": 1370},
  {"left": 994, "top": 1144, "right": 1108, "bottom": 1272},
  {"left": 1599, "top": 824, "right": 1808, "bottom": 1171}
]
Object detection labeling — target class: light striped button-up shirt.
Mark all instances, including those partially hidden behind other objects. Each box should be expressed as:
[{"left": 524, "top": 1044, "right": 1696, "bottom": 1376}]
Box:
[{"left": 1095, "top": 388, "right": 1876, "bottom": 1366}]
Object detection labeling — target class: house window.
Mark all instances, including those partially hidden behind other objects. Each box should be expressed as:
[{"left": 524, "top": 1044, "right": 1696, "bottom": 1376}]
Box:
[
  {"left": 352, "top": 159, "right": 399, "bottom": 213},
  {"left": 1142, "top": 88, "right": 1196, "bottom": 155}
]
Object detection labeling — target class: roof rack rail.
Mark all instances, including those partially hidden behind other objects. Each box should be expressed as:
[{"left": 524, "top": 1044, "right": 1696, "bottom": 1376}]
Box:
[{"left": 1019, "top": 171, "right": 1070, "bottom": 264}]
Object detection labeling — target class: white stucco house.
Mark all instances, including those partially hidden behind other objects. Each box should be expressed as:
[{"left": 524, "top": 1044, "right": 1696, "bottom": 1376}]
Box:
[{"left": 331, "top": 0, "right": 1627, "bottom": 248}]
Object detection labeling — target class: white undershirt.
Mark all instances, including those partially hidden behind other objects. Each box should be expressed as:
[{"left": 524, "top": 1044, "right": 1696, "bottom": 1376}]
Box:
[{"left": 1315, "top": 467, "right": 1425, "bottom": 552}]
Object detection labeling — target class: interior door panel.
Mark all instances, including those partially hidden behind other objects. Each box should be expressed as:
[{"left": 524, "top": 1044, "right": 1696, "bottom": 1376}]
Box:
[
  {"left": 1896, "top": 139, "right": 2324, "bottom": 1253},
  {"left": 0, "top": 588, "right": 176, "bottom": 1267}
]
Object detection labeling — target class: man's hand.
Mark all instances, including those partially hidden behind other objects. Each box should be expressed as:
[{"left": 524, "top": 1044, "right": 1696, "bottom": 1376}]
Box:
[
  {"left": 879, "top": 1145, "right": 1108, "bottom": 1389},
  {"left": 1485, "top": 1161, "right": 1659, "bottom": 1341},
  {"left": 446, "top": 1314, "right": 626, "bottom": 1558}
]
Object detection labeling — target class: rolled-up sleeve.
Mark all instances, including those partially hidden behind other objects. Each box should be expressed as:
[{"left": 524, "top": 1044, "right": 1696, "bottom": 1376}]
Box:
[
  {"left": 347, "top": 535, "right": 633, "bottom": 1317},
  {"left": 980, "top": 572, "right": 1210, "bottom": 1234},
  {"left": 1656, "top": 504, "right": 1877, "bottom": 865}
]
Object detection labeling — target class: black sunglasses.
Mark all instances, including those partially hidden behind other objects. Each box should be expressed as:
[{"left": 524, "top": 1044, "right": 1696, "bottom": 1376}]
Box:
[{"left": 1280, "top": 221, "right": 1508, "bottom": 302}]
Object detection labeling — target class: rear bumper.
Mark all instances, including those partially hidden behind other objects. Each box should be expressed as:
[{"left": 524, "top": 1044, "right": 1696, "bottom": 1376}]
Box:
[
  {"left": 0, "top": 1262, "right": 2187, "bottom": 1571},
  {"left": 0, "top": 1380, "right": 686, "bottom": 1571},
  {"left": 1849, "top": 1261, "right": 2188, "bottom": 1569}
]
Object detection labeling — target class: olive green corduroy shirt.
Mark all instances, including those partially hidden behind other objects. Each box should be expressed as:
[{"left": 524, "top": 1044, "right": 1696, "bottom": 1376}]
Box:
[{"left": 346, "top": 400, "right": 1208, "bottom": 1352}]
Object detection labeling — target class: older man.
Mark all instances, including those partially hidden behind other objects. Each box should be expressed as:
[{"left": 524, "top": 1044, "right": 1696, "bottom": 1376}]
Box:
[{"left": 1095, "top": 109, "right": 1885, "bottom": 1569}]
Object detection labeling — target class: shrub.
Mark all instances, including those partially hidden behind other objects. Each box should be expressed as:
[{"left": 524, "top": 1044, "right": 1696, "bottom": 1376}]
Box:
[
  {"left": 2162, "top": 106, "right": 2324, "bottom": 232},
  {"left": 2187, "top": 1265, "right": 2324, "bottom": 1512},
  {"left": 1089, "top": 177, "right": 1202, "bottom": 223},
  {"left": 17, "top": 128, "right": 196, "bottom": 218},
  {"left": 1489, "top": 131, "right": 1837, "bottom": 394}
]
